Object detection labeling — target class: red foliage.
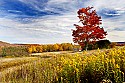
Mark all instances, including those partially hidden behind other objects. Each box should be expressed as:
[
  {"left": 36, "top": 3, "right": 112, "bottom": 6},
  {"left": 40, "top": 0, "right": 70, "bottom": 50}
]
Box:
[{"left": 72, "top": 7, "right": 107, "bottom": 49}]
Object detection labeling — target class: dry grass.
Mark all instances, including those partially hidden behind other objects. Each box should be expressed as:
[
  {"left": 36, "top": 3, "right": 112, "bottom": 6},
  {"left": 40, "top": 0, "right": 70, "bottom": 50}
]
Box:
[{"left": 0, "top": 57, "right": 38, "bottom": 71}]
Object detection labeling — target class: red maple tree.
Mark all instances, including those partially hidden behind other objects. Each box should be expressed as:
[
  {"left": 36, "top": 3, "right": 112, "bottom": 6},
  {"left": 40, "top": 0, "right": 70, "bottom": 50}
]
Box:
[{"left": 72, "top": 7, "right": 107, "bottom": 50}]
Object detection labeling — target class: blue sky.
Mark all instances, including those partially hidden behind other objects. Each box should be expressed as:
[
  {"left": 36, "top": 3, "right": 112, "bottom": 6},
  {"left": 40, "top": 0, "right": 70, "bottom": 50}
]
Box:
[{"left": 0, "top": 0, "right": 125, "bottom": 44}]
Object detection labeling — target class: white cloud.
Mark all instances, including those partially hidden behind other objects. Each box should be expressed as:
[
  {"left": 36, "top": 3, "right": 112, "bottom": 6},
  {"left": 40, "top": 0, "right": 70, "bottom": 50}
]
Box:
[
  {"left": 0, "top": 0, "right": 125, "bottom": 43},
  {"left": 107, "top": 31, "right": 125, "bottom": 42},
  {"left": 84, "top": 0, "right": 125, "bottom": 10},
  {"left": 0, "top": 13, "right": 78, "bottom": 43}
]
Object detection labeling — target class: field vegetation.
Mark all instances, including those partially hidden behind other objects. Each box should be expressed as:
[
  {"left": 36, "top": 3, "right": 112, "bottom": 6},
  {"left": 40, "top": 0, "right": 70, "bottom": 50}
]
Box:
[{"left": 0, "top": 45, "right": 125, "bottom": 83}]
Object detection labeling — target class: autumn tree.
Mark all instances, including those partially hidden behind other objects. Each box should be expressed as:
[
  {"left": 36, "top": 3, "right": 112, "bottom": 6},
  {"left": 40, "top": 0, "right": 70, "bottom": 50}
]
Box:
[
  {"left": 28, "top": 46, "right": 32, "bottom": 53},
  {"left": 36, "top": 46, "right": 43, "bottom": 53},
  {"left": 72, "top": 7, "right": 107, "bottom": 50},
  {"left": 59, "top": 45, "right": 63, "bottom": 51},
  {"left": 53, "top": 44, "right": 59, "bottom": 51},
  {"left": 42, "top": 45, "right": 48, "bottom": 52}
]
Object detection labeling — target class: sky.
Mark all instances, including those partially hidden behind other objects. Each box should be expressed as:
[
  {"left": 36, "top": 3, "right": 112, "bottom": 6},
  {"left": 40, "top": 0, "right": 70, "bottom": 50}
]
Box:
[{"left": 0, "top": 0, "right": 125, "bottom": 44}]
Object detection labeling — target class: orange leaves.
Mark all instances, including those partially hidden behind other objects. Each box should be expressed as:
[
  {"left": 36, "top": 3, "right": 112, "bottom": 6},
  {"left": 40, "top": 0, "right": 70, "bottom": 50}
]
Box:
[
  {"left": 72, "top": 7, "right": 107, "bottom": 50},
  {"left": 77, "top": 7, "right": 102, "bottom": 26},
  {"left": 77, "top": 6, "right": 93, "bottom": 15}
]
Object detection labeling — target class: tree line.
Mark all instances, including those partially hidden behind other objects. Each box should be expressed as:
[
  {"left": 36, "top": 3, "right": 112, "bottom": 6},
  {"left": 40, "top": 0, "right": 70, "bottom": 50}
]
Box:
[
  {"left": 0, "top": 40, "right": 115, "bottom": 57},
  {"left": 27, "top": 40, "right": 114, "bottom": 53},
  {"left": 27, "top": 43, "right": 76, "bottom": 53}
]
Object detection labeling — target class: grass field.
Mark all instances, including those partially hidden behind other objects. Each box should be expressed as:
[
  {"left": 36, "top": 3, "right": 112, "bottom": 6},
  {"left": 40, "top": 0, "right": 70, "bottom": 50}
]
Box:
[{"left": 0, "top": 47, "right": 125, "bottom": 83}]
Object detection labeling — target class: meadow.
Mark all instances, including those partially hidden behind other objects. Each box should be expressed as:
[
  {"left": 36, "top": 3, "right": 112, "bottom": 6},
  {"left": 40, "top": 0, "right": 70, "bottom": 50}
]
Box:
[{"left": 0, "top": 46, "right": 125, "bottom": 83}]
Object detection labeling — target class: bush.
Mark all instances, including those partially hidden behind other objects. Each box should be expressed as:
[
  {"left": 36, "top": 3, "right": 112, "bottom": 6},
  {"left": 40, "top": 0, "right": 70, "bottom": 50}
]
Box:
[
  {"left": 80, "top": 40, "right": 111, "bottom": 50},
  {"left": 95, "top": 40, "right": 111, "bottom": 49},
  {"left": 110, "top": 42, "right": 117, "bottom": 48}
]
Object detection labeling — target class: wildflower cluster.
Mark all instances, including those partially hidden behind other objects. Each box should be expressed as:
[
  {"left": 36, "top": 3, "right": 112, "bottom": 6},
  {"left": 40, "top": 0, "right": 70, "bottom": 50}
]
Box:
[{"left": 1, "top": 47, "right": 125, "bottom": 83}]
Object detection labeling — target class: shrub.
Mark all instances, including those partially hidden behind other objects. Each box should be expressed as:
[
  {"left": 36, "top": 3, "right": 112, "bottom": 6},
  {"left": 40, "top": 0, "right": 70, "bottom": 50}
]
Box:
[
  {"left": 95, "top": 40, "right": 111, "bottom": 49},
  {"left": 110, "top": 42, "right": 117, "bottom": 48}
]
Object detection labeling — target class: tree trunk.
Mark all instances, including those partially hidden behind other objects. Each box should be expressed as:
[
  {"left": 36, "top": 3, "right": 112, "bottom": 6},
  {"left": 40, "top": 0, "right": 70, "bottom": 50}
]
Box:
[{"left": 85, "top": 41, "right": 88, "bottom": 51}]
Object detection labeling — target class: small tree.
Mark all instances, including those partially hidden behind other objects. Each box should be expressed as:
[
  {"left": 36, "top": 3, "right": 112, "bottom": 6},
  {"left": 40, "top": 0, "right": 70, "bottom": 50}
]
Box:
[{"left": 72, "top": 6, "right": 107, "bottom": 50}]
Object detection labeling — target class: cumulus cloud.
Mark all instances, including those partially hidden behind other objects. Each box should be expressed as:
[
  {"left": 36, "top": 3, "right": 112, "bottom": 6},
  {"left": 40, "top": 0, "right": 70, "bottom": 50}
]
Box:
[{"left": 0, "top": 13, "right": 77, "bottom": 43}]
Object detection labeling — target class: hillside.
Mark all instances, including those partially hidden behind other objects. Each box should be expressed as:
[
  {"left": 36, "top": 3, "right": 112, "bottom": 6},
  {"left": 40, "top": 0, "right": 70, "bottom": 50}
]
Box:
[
  {"left": 0, "top": 41, "right": 22, "bottom": 47},
  {"left": 0, "top": 41, "right": 11, "bottom": 46}
]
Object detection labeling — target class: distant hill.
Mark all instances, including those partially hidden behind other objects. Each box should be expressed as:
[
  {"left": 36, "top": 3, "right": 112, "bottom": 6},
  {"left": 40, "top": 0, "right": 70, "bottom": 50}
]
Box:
[
  {"left": 0, "top": 41, "right": 11, "bottom": 46},
  {"left": 0, "top": 41, "right": 22, "bottom": 47},
  {"left": 0, "top": 41, "right": 38, "bottom": 47}
]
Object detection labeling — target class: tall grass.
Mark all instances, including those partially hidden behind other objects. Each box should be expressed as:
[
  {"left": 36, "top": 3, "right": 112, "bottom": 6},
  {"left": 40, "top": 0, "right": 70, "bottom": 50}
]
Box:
[{"left": 1, "top": 47, "right": 125, "bottom": 83}]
